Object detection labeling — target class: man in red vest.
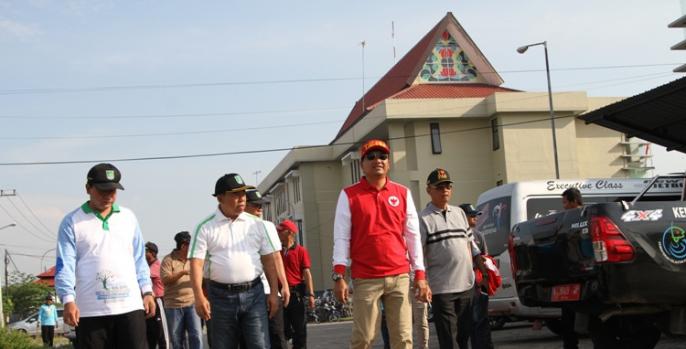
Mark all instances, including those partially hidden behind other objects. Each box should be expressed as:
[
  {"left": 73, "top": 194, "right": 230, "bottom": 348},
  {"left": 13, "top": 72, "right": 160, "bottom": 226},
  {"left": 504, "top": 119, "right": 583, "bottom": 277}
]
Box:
[{"left": 332, "top": 139, "right": 431, "bottom": 349}]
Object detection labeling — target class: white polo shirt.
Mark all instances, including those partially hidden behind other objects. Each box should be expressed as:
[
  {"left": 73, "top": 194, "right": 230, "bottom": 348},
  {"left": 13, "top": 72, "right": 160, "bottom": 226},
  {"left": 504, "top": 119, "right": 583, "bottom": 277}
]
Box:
[{"left": 189, "top": 209, "right": 280, "bottom": 284}]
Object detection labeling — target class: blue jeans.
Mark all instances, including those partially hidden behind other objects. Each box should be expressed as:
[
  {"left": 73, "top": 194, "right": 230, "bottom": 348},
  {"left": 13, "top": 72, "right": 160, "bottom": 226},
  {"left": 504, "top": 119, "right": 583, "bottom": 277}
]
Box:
[
  {"left": 166, "top": 304, "right": 203, "bottom": 349},
  {"left": 208, "top": 281, "right": 269, "bottom": 349}
]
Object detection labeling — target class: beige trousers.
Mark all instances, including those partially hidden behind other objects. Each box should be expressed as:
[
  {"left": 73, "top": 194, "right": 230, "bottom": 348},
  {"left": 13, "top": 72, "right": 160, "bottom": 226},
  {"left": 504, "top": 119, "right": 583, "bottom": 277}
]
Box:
[
  {"left": 411, "top": 286, "right": 429, "bottom": 349},
  {"left": 351, "top": 274, "right": 412, "bottom": 349}
]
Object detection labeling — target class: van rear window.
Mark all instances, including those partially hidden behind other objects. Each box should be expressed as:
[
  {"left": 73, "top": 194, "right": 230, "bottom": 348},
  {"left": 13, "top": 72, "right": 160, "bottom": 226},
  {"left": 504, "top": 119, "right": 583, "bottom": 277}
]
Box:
[{"left": 476, "top": 196, "right": 511, "bottom": 256}]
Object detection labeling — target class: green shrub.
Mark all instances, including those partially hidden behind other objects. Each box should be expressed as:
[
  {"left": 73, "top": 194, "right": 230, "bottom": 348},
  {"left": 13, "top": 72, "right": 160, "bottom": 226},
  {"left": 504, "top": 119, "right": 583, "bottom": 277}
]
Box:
[{"left": 0, "top": 327, "right": 42, "bottom": 349}]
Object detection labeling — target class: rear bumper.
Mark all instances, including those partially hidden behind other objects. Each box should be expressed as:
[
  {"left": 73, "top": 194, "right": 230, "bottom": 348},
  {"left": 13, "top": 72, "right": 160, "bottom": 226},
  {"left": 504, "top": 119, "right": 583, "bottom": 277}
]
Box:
[{"left": 489, "top": 296, "right": 561, "bottom": 319}]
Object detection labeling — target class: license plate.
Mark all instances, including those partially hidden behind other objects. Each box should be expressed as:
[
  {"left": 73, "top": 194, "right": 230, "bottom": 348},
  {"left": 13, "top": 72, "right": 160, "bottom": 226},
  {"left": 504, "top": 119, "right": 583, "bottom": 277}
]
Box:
[{"left": 551, "top": 284, "right": 581, "bottom": 302}]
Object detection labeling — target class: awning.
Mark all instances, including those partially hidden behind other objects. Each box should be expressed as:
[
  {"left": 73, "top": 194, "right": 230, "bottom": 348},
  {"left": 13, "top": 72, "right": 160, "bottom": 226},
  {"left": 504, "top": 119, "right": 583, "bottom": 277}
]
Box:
[{"left": 579, "top": 76, "right": 686, "bottom": 152}]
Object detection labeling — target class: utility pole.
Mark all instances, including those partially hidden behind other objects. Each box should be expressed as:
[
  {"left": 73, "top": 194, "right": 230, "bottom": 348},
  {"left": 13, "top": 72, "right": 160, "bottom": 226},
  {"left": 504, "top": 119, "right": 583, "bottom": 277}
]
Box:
[{"left": 4, "top": 250, "right": 7, "bottom": 290}]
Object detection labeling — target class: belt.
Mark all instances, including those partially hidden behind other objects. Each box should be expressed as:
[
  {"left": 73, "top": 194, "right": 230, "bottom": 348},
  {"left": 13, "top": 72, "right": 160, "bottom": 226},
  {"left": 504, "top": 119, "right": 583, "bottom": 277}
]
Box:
[{"left": 210, "top": 277, "right": 261, "bottom": 292}]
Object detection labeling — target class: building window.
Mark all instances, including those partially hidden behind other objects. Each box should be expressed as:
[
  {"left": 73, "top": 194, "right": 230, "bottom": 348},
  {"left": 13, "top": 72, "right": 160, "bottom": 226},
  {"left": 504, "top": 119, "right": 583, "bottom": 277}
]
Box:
[
  {"left": 491, "top": 118, "right": 500, "bottom": 151},
  {"left": 350, "top": 159, "right": 361, "bottom": 183},
  {"left": 430, "top": 122, "right": 442, "bottom": 154}
]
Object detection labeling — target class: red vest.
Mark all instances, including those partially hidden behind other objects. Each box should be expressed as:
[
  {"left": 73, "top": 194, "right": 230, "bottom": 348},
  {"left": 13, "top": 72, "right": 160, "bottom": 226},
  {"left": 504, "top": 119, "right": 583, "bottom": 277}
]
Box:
[{"left": 344, "top": 178, "right": 411, "bottom": 278}]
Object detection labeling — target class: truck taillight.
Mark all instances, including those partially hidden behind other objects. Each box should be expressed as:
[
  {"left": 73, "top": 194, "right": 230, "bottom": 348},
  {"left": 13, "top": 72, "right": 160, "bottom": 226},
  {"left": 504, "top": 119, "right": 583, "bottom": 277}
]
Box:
[{"left": 590, "top": 216, "right": 635, "bottom": 263}]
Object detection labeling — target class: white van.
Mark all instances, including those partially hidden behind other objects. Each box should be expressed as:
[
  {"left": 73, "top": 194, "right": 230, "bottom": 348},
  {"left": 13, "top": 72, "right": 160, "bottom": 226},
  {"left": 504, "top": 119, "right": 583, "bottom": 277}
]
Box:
[{"left": 475, "top": 177, "right": 683, "bottom": 330}]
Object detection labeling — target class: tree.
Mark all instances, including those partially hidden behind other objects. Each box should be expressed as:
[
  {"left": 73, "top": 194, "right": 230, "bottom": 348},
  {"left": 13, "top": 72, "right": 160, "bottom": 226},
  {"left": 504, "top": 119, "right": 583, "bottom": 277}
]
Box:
[{"left": 3, "top": 272, "right": 51, "bottom": 320}]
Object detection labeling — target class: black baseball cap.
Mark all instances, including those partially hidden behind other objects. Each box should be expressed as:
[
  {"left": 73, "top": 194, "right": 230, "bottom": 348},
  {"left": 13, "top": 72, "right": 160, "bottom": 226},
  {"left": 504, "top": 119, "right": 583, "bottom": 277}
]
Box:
[
  {"left": 459, "top": 203, "right": 482, "bottom": 217},
  {"left": 145, "top": 242, "right": 158, "bottom": 254},
  {"left": 246, "top": 189, "right": 270, "bottom": 205},
  {"left": 213, "top": 173, "right": 254, "bottom": 196},
  {"left": 427, "top": 168, "right": 453, "bottom": 186},
  {"left": 174, "top": 231, "right": 191, "bottom": 245},
  {"left": 87, "top": 163, "right": 124, "bottom": 190}
]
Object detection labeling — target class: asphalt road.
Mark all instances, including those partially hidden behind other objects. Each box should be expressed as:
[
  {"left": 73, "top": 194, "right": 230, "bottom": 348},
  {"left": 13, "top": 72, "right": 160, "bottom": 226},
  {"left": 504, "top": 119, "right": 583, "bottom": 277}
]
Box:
[{"left": 306, "top": 320, "right": 686, "bottom": 349}]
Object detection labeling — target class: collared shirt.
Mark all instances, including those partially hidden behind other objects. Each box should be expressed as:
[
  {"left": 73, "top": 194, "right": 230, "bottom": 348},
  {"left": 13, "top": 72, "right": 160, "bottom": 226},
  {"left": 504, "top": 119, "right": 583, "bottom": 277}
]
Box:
[
  {"left": 39, "top": 304, "right": 57, "bottom": 326},
  {"left": 188, "top": 209, "right": 281, "bottom": 284},
  {"left": 419, "top": 203, "right": 478, "bottom": 294},
  {"left": 257, "top": 220, "right": 280, "bottom": 294},
  {"left": 55, "top": 202, "right": 152, "bottom": 317},
  {"left": 282, "top": 243, "right": 311, "bottom": 287},
  {"left": 149, "top": 259, "right": 164, "bottom": 298},
  {"left": 332, "top": 177, "right": 425, "bottom": 279},
  {"left": 160, "top": 249, "right": 193, "bottom": 308}
]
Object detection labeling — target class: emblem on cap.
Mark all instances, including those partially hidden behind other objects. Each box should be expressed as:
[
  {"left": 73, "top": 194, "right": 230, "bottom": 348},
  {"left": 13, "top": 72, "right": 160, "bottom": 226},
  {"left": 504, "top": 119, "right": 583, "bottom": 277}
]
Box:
[
  {"left": 106, "top": 170, "right": 115, "bottom": 180},
  {"left": 437, "top": 169, "right": 448, "bottom": 180},
  {"left": 235, "top": 175, "right": 244, "bottom": 185}
]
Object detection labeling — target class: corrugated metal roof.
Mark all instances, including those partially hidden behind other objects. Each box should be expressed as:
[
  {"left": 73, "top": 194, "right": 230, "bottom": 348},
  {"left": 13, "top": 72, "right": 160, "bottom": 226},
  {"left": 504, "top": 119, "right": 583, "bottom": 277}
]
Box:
[{"left": 579, "top": 76, "right": 686, "bottom": 152}]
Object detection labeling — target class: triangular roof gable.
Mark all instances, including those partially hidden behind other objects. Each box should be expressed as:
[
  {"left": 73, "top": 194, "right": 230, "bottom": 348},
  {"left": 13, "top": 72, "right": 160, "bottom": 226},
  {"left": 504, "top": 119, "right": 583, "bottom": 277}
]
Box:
[{"left": 334, "top": 12, "right": 503, "bottom": 140}]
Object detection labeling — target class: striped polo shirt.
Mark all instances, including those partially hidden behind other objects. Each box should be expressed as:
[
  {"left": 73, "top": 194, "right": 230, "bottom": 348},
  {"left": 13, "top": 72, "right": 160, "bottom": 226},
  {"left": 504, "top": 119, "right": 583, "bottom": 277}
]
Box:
[
  {"left": 419, "top": 203, "right": 478, "bottom": 294},
  {"left": 189, "top": 209, "right": 280, "bottom": 284}
]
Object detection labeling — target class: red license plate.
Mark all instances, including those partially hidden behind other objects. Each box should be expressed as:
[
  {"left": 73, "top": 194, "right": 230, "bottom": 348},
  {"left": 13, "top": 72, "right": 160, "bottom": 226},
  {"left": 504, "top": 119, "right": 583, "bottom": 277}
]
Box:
[{"left": 551, "top": 283, "right": 581, "bottom": 302}]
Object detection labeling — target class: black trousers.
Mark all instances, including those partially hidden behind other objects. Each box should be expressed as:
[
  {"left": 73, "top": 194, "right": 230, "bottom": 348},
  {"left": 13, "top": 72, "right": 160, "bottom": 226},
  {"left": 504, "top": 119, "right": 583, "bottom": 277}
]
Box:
[
  {"left": 146, "top": 298, "right": 167, "bottom": 349},
  {"left": 76, "top": 309, "right": 148, "bottom": 349},
  {"left": 41, "top": 325, "right": 55, "bottom": 347},
  {"left": 561, "top": 306, "right": 579, "bottom": 349},
  {"left": 284, "top": 285, "right": 307, "bottom": 349},
  {"left": 471, "top": 291, "right": 494, "bottom": 349},
  {"left": 433, "top": 291, "right": 473, "bottom": 349}
]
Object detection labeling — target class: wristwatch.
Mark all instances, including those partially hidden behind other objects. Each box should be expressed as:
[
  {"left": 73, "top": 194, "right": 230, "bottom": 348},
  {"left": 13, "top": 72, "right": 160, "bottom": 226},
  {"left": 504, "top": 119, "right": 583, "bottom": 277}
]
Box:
[{"left": 331, "top": 273, "right": 344, "bottom": 282}]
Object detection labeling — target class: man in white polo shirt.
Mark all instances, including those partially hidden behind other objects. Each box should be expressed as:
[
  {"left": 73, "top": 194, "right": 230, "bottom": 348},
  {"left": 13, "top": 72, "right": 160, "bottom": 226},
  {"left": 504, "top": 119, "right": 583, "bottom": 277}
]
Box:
[
  {"left": 55, "top": 163, "right": 155, "bottom": 348},
  {"left": 189, "top": 173, "right": 284, "bottom": 348}
]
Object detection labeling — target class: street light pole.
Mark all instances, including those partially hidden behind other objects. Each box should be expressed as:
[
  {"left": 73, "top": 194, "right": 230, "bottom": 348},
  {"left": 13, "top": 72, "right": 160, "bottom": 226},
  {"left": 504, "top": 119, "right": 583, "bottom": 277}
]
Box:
[
  {"left": 517, "top": 41, "right": 560, "bottom": 179},
  {"left": 0, "top": 223, "right": 16, "bottom": 328}
]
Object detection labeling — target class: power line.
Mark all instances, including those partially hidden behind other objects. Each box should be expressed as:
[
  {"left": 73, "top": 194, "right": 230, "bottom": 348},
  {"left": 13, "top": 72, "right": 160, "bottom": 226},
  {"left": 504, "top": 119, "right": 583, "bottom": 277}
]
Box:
[
  {"left": 16, "top": 194, "right": 55, "bottom": 236},
  {"left": 0, "top": 119, "right": 344, "bottom": 141},
  {"left": 0, "top": 69, "right": 675, "bottom": 142},
  {"left": 0, "top": 63, "right": 678, "bottom": 96},
  {"left": 4, "top": 197, "right": 55, "bottom": 239},
  {"left": 0, "top": 106, "right": 349, "bottom": 120},
  {"left": 0, "top": 202, "right": 54, "bottom": 242},
  {"left": 0, "top": 112, "right": 583, "bottom": 167}
]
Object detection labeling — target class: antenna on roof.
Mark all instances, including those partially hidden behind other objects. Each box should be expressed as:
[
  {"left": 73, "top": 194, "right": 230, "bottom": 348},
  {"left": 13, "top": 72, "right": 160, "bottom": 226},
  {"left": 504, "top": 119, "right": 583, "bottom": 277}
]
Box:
[
  {"left": 360, "top": 40, "right": 366, "bottom": 113},
  {"left": 392, "top": 21, "right": 397, "bottom": 64}
]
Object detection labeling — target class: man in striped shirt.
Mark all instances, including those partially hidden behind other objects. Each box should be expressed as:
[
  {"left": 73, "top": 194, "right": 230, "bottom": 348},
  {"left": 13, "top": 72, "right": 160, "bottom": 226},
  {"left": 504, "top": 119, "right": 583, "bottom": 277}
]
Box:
[
  {"left": 188, "top": 173, "right": 286, "bottom": 348},
  {"left": 419, "top": 169, "right": 480, "bottom": 349}
]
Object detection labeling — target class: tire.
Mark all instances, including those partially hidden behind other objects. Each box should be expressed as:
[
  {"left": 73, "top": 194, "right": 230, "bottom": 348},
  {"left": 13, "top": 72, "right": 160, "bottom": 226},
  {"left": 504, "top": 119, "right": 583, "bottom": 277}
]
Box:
[
  {"left": 545, "top": 318, "right": 564, "bottom": 336},
  {"left": 489, "top": 317, "right": 507, "bottom": 330}
]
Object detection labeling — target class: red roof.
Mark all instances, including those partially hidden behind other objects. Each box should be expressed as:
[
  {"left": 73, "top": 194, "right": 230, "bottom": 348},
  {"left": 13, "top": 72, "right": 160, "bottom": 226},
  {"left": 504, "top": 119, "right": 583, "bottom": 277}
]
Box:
[
  {"left": 333, "top": 13, "right": 513, "bottom": 141},
  {"left": 390, "top": 84, "right": 518, "bottom": 99},
  {"left": 35, "top": 266, "right": 55, "bottom": 287}
]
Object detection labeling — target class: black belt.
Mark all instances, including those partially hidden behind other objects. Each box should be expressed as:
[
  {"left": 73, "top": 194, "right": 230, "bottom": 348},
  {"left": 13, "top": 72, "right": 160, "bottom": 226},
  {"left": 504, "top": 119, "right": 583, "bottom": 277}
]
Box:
[{"left": 210, "top": 277, "right": 261, "bottom": 292}]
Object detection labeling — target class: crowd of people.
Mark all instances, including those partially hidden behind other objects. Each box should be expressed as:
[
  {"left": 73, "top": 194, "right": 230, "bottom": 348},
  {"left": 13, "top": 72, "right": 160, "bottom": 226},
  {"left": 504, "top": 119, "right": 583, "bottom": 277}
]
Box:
[{"left": 50, "top": 139, "right": 576, "bottom": 348}]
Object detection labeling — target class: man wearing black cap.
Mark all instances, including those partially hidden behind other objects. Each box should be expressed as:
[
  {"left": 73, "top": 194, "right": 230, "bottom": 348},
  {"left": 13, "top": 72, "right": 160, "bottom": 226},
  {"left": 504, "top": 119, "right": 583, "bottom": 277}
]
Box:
[
  {"left": 245, "top": 189, "right": 290, "bottom": 349},
  {"left": 161, "top": 231, "right": 202, "bottom": 349},
  {"left": 55, "top": 163, "right": 155, "bottom": 349},
  {"left": 39, "top": 295, "right": 58, "bottom": 347},
  {"left": 189, "top": 173, "right": 286, "bottom": 348},
  {"left": 419, "top": 169, "right": 480, "bottom": 349},
  {"left": 459, "top": 203, "right": 494, "bottom": 349}
]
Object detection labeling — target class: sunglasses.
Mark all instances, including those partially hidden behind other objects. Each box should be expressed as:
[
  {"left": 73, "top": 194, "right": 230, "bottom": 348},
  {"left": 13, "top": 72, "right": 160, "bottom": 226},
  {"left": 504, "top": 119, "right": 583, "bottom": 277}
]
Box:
[
  {"left": 431, "top": 183, "right": 453, "bottom": 190},
  {"left": 365, "top": 151, "right": 389, "bottom": 161}
]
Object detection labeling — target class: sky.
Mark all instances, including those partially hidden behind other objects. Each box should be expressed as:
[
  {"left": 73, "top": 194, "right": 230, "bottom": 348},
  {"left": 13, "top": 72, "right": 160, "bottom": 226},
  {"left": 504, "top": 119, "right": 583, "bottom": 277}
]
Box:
[{"left": 1, "top": 0, "right": 686, "bottom": 276}]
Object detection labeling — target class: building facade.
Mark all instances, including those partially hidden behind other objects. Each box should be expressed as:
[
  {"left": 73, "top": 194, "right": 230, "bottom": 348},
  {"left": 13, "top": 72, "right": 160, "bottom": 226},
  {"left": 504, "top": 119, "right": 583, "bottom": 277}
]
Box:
[{"left": 259, "top": 12, "right": 652, "bottom": 290}]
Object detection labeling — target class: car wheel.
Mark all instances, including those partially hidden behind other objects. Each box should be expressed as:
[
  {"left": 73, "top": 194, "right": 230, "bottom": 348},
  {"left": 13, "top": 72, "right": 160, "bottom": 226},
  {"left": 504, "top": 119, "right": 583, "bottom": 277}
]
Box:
[{"left": 489, "top": 316, "right": 507, "bottom": 330}]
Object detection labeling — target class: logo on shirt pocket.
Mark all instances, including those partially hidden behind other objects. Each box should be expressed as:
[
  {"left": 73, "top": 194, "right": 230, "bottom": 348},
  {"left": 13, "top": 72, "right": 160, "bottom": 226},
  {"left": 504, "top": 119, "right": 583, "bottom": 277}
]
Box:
[{"left": 388, "top": 196, "right": 400, "bottom": 207}]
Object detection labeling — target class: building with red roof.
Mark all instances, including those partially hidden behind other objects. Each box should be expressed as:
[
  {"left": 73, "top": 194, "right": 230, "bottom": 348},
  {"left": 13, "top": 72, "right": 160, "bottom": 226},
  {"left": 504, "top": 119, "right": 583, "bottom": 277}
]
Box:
[{"left": 257, "top": 12, "right": 649, "bottom": 289}]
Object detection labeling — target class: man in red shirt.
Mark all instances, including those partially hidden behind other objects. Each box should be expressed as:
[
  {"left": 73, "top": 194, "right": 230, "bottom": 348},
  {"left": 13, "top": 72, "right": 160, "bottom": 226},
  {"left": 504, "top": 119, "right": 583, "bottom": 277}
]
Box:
[
  {"left": 278, "top": 219, "right": 314, "bottom": 349},
  {"left": 332, "top": 139, "right": 431, "bottom": 349}
]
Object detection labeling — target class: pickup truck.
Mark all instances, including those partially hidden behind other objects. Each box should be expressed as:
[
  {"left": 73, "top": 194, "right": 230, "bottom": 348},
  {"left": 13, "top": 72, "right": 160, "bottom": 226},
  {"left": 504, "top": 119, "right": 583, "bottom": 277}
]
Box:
[{"left": 509, "top": 175, "right": 686, "bottom": 348}]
